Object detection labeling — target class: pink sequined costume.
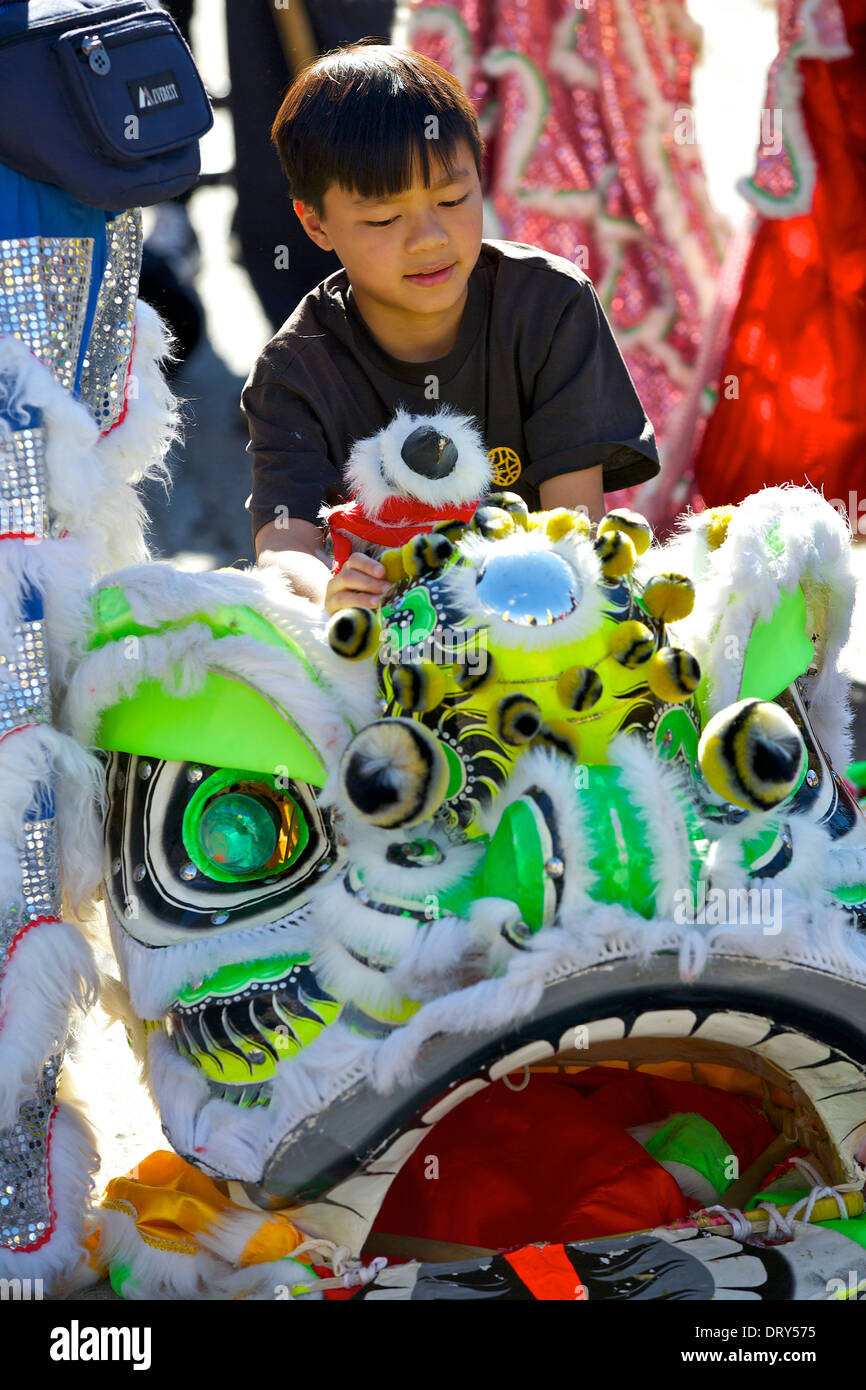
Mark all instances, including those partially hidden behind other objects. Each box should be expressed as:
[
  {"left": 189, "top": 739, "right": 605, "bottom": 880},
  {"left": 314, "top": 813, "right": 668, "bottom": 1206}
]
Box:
[{"left": 394, "top": 0, "right": 728, "bottom": 518}]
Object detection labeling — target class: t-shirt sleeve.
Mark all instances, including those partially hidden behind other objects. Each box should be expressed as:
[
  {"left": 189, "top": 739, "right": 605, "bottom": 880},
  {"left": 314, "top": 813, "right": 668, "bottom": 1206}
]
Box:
[
  {"left": 241, "top": 372, "right": 339, "bottom": 539},
  {"left": 520, "top": 278, "right": 660, "bottom": 494}
]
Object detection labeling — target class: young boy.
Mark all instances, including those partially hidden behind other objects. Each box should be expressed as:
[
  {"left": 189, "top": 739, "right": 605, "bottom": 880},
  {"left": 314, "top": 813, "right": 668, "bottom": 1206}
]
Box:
[{"left": 242, "top": 43, "right": 659, "bottom": 613}]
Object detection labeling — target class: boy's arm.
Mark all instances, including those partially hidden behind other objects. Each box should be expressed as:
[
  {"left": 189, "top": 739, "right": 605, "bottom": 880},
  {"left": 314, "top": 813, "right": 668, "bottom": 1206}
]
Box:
[
  {"left": 243, "top": 371, "right": 344, "bottom": 604},
  {"left": 254, "top": 516, "right": 332, "bottom": 606},
  {"left": 539, "top": 464, "right": 605, "bottom": 521},
  {"left": 255, "top": 520, "right": 392, "bottom": 613}
]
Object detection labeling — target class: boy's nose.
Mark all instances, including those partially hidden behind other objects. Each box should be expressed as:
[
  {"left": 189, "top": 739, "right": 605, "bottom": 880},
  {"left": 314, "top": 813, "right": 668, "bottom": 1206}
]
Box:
[{"left": 401, "top": 425, "right": 458, "bottom": 479}]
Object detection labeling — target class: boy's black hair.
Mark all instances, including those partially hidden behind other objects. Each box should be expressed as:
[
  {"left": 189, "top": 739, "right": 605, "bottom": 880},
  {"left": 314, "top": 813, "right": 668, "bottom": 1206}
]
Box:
[{"left": 271, "top": 42, "right": 485, "bottom": 217}]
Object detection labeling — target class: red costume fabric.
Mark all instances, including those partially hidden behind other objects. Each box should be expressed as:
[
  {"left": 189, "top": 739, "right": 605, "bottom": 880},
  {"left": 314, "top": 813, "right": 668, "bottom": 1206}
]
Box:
[
  {"left": 376, "top": 1068, "right": 776, "bottom": 1249},
  {"left": 327, "top": 496, "right": 479, "bottom": 571},
  {"left": 695, "top": 0, "right": 866, "bottom": 517}
]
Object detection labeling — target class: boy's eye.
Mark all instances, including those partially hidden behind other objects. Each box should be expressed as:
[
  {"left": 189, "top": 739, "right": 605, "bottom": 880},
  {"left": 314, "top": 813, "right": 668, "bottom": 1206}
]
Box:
[{"left": 365, "top": 192, "right": 470, "bottom": 227}]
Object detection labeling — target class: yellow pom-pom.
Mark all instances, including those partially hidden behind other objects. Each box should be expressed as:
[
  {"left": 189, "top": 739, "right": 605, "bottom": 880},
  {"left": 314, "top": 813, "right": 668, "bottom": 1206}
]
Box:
[
  {"left": 598, "top": 509, "right": 653, "bottom": 556},
  {"left": 432, "top": 518, "right": 469, "bottom": 544},
  {"left": 641, "top": 573, "right": 696, "bottom": 624},
  {"left": 454, "top": 651, "right": 497, "bottom": 693},
  {"left": 380, "top": 548, "right": 407, "bottom": 585},
  {"left": 697, "top": 698, "right": 806, "bottom": 812},
  {"left": 491, "top": 693, "right": 544, "bottom": 746},
  {"left": 607, "top": 619, "right": 655, "bottom": 667},
  {"left": 390, "top": 661, "right": 446, "bottom": 713},
  {"left": 326, "top": 607, "right": 380, "bottom": 660},
  {"left": 534, "top": 719, "right": 580, "bottom": 759},
  {"left": 646, "top": 647, "right": 701, "bottom": 703},
  {"left": 339, "top": 718, "right": 449, "bottom": 828},
  {"left": 472, "top": 505, "right": 515, "bottom": 540},
  {"left": 544, "top": 508, "right": 577, "bottom": 542},
  {"left": 557, "top": 665, "right": 603, "bottom": 712},
  {"left": 402, "top": 532, "right": 456, "bottom": 578},
  {"left": 486, "top": 492, "right": 530, "bottom": 528},
  {"left": 594, "top": 528, "right": 636, "bottom": 578},
  {"left": 705, "top": 506, "right": 736, "bottom": 552}
]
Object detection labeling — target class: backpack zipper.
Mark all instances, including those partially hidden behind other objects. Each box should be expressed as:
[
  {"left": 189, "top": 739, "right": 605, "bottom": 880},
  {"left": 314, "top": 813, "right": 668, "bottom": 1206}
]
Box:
[
  {"left": 74, "top": 17, "right": 176, "bottom": 72},
  {"left": 0, "top": 3, "right": 146, "bottom": 51}
]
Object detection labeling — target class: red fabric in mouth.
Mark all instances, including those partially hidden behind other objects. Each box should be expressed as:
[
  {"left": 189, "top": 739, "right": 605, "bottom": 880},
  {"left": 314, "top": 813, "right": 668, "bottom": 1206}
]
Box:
[
  {"left": 328, "top": 496, "right": 478, "bottom": 571},
  {"left": 375, "top": 1068, "right": 775, "bottom": 1250}
]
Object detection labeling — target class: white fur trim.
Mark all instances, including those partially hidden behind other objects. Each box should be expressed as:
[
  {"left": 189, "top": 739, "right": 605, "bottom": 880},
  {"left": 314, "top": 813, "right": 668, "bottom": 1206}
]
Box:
[
  {"left": 108, "top": 903, "right": 318, "bottom": 1021},
  {"left": 608, "top": 733, "right": 697, "bottom": 918},
  {"left": 344, "top": 406, "right": 491, "bottom": 514},
  {"left": 662, "top": 487, "right": 857, "bottom": 770},
  {"left": 440, "top": 525, "right": 605, "bottom": 650},
  {"left": 0, "top": 919, "right": 98, "bottom": 1125},
  {"left": 0, "top": 725, "right": 101, "bottom": 911},
  {"left": 96, "top": 298, "right": 178, "bottom": 492},
  {"left": 92, "top": 1202, "right": 220, "bottom": 1300},
  {"left": 477, "top": 745, "right": 598, "bottom": 919},
  {"left": 0, "top": 335, "right": 147, "bottom": 572},
  {"left": 63, "top": 622, "right": 350, "bottom": 770}
]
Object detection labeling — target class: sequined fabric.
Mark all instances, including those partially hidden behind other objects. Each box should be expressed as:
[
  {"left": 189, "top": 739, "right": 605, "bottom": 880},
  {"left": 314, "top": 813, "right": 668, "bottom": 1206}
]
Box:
[
  {"left": 0, "top": 1062, "right": 58, "bottom": 1249},
  {"left": 0, "top": 238, "right": 92, "bottom": 392},
  {"left": 79, "top": 210, "right": 142, "bottom": 433},
  {"left": 0, "top": 422, "right": 48, "bottom": 539},
  {"left": 0, "top": 612, "right": 51, "bottom": 737},
  {"left": 743, "top": 0, "right": 852, "bottom": 216},
  {"left": 0, "top": 229, "right": 95, "bottom": 1257}
]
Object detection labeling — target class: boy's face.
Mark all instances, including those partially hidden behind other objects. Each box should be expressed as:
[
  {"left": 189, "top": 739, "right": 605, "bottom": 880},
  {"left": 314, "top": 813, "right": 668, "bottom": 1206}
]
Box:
[{"left": 296, "top": 139, "right": 484, "bottom": 320}]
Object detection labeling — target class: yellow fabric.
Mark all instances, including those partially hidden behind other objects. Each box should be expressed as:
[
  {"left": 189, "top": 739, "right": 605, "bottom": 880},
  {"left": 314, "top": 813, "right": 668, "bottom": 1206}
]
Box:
[{"left": 94, "top": 1151, "right": 304, "bottom": 1269}]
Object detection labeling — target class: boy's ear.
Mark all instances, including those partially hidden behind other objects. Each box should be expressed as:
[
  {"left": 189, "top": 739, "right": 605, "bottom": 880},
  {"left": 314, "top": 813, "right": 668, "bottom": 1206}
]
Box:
[{"left": 293, "top": 199, "right": 335, "bottom": 253}]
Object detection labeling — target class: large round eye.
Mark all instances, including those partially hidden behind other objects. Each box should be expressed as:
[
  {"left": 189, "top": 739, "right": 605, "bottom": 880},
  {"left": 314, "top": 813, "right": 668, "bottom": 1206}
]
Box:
[
  {"left": 198, "top": 793, "right": 279, "bottom": 873},
  {"left": 183, "top": 772, "right": 309, "bottom": 883}
]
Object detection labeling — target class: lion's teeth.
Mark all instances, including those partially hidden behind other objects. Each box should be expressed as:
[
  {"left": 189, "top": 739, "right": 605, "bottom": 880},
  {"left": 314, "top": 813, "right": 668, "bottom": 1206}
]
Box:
[
  {"left": 629, "top": 1009, "right": 697, "bottom": 1038},
  {"left": 489, "top": 1040, "right": 554, "bottom": 1080},
  {"left": 364, "top": 1128, "right": 428, "bottom": 1173},
  {"left": 422, "top": 1077, "right": 489, "bottom": 1124},
  {"left": 692, "top": 1012, "right": 772, "bottom": 1046},
  {"left": 754, "top": 1034, "right": 831, "bottom": 1068},
  {"left": 559, "top": 1017, "right": 625, "bottom": 1052}
]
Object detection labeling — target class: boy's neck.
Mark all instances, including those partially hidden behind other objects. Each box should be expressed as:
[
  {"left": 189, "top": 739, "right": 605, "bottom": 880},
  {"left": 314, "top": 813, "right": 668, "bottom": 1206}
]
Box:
[{"left": 349, "top": 280, "right": 469, "bottom": 364}]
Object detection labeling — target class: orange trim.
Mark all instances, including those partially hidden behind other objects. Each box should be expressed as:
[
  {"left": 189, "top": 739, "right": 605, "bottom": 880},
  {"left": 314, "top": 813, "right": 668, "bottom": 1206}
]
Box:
[{"left": 504, "top": 1244, "right": 587, "bottom": 1301}]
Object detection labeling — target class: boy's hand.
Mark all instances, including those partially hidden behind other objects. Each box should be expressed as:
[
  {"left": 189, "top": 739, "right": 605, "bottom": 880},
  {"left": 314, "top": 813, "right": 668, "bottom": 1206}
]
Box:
[{"left": 325, "top": 552, "right": 392, "bottom": 615}]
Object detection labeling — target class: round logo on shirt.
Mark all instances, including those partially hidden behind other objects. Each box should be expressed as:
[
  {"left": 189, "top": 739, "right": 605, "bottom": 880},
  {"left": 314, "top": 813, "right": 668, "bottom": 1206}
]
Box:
[{"left": 488, "top": 446, "right": 522, "bottom": 486}]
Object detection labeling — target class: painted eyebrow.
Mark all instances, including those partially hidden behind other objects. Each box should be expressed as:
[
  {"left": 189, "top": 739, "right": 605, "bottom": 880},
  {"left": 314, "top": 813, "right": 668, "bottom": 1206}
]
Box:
[{"left": 352, "top": 168, "right": 472, "bottom": 207}]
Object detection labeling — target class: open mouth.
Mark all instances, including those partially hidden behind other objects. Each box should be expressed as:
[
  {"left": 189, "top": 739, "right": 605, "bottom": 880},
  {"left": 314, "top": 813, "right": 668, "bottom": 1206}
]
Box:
[{"left": 224, "top": 950, "right": 866, "bottom": 1297}]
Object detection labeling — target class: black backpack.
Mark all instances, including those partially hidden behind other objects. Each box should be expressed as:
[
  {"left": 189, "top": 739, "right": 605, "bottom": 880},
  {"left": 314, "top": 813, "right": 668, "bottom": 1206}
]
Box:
[{"left": 0, "top": 0, "right": 213, "bottom": 208}]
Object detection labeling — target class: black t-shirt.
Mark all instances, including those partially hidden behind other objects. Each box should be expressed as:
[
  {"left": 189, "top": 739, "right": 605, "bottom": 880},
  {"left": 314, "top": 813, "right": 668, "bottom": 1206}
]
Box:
[{"left": 241, "top": 238, "right": 660, "bottom": 539}]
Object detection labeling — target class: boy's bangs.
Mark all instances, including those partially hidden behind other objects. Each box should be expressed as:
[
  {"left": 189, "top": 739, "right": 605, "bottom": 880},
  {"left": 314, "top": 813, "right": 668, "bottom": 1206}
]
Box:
[
  {"left": 335, "top": 113, "right": 466, "bottom": 206},
  {"left": 271, "top": 45, "right": 484, "bottom": 213}
]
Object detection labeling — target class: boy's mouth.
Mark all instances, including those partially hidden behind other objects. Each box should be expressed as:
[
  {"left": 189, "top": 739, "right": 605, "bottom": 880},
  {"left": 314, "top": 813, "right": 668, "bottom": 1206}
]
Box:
[{"left": 404, "top": 262, "right": 455, "bottom": 285}]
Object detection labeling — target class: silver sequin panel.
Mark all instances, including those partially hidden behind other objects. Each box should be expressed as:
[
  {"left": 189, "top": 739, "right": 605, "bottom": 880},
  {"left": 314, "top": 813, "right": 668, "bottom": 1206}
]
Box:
[
  {"left": 0, "top": 617, "right": 51, "bottom": 737},
  {"left": 0, "top": 423, "right": 49, "bottom": 539},
  {"left": 0, "top": 1060, "right": 57, "bottom": 1250},
  {"left": 0, "top": 239, "right": 93, "bottom": 393},
  {"left": 78, "top": 210, "right": 142, "bottom": 433}
]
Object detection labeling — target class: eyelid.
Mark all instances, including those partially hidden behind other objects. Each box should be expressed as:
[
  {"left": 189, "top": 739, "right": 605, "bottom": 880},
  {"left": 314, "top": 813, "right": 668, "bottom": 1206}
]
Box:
[{"left": 365, "top": 192, "right": 470, "bottom": 226}]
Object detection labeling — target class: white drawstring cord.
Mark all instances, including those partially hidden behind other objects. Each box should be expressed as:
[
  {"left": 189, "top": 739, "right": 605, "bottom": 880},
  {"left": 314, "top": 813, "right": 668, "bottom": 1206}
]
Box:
[
  {"left": 284, "top": 1237, "right": 388, "bottom": 1296},
  {"left": 701, "top": 1156, "right": 858, "bottom": 1243}
]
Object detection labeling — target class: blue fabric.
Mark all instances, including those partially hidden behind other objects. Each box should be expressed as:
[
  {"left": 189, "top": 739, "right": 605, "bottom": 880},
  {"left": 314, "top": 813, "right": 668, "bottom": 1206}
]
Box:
[{"left": 0, "top": 164, "right": 111, "bottom": 395}]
